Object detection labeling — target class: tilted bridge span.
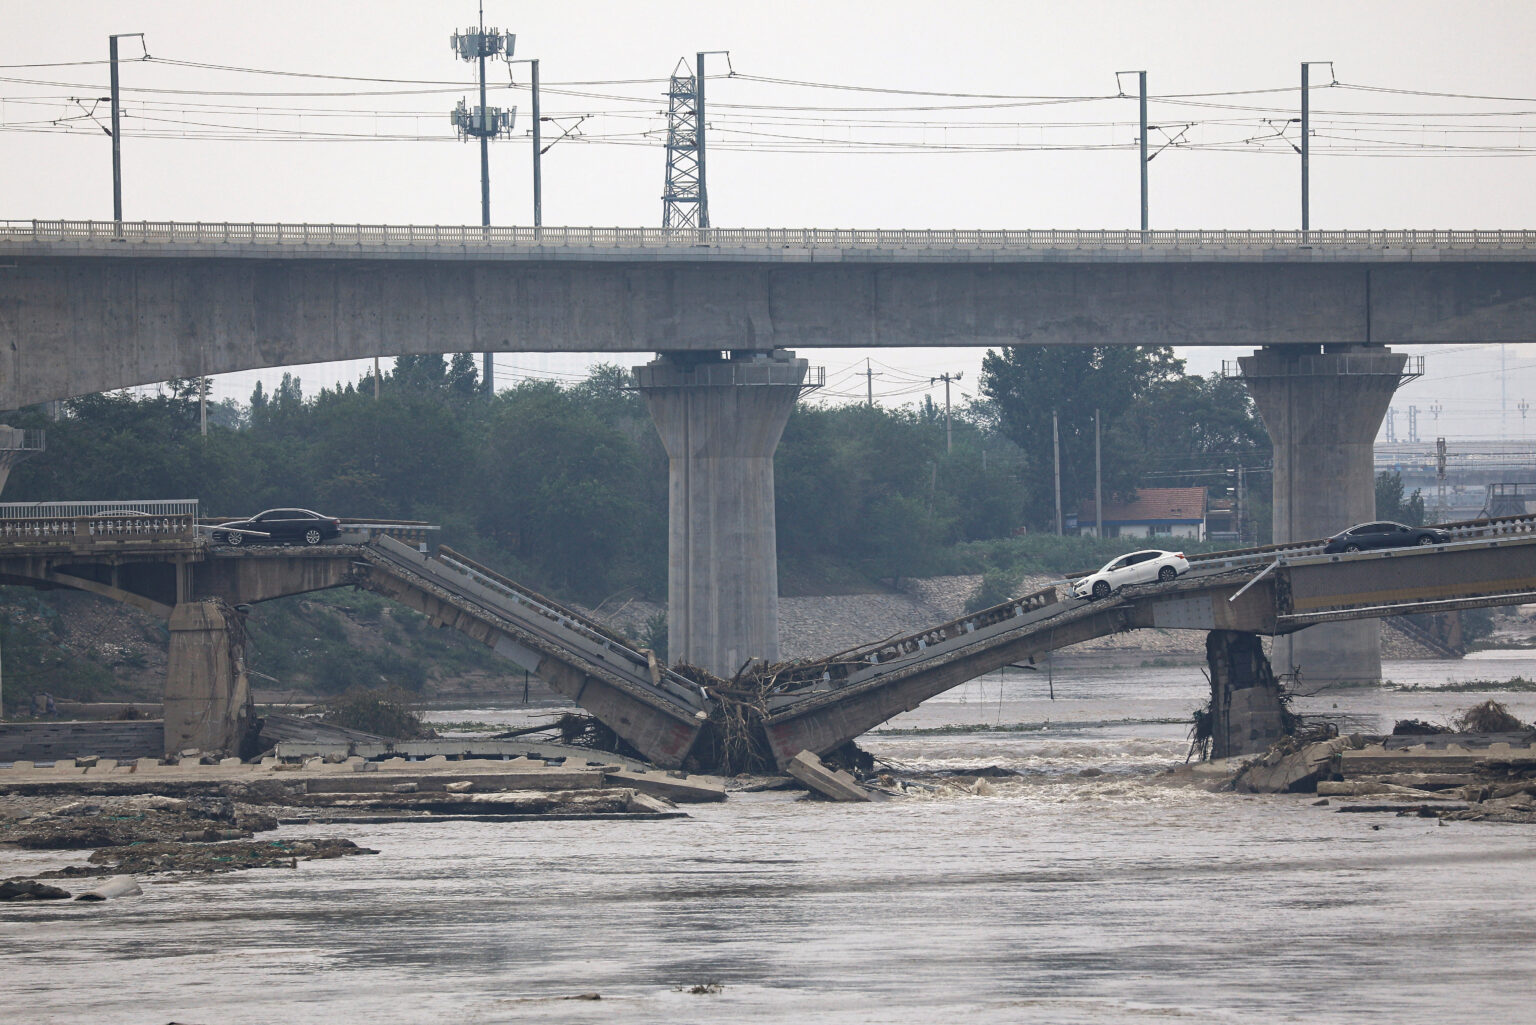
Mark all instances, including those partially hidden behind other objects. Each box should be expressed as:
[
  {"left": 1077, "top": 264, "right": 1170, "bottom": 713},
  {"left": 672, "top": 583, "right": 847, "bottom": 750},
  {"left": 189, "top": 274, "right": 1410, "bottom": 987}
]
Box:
[{"left": 3, "top": 507, "right": 1536, "bottom": 770}]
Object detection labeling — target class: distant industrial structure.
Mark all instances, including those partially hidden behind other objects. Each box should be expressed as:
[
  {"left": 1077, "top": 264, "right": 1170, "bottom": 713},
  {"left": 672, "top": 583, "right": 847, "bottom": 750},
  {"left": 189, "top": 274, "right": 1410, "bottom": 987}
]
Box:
[{"left": 1375, "top": 438, "right": 1536, "bottom": 520}]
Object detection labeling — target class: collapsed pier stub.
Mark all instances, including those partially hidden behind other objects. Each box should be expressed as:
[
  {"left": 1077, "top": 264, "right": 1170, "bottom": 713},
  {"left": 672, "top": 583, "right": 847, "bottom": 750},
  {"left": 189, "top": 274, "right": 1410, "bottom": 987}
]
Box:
[
  {"left": 1237, "top": 344, "right": 1417, "bottom": 685},
  {"left": 633, "top": 350, "right": 809, "bottom": 679},
  {"left": 163, "top": 599, "right": 254, "bottom": 758},
  {"left": 1206, "top": 629, "right": 1288, "bottom": 759}
]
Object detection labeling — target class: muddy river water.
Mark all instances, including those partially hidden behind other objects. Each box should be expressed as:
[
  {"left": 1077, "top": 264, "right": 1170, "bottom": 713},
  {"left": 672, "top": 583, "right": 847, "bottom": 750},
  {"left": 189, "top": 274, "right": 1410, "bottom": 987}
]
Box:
[{"left": 5, "top": 655, "right": 1536, "bottom": 1024}]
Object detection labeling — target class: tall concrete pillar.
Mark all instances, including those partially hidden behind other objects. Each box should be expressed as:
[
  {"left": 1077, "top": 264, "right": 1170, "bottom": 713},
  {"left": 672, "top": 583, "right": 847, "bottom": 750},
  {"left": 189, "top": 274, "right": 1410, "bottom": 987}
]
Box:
[
  {"left": 634, "top": 351, "right": 809, "bottom": 678},
  {"left": 164, "top": 599, "right": 253, "bottom": 757},
  {"left": 1238, "top": 344, "right": 1412, "bottom": 685}
]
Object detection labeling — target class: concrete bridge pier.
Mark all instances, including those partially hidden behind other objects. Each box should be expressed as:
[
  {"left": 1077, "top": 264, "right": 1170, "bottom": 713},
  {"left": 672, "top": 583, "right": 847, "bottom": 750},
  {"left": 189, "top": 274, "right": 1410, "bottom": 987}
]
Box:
[
  {"left": 0, "top": 426, "right": 44, "bottom": 498},
  {"left": 1238, "top": 344, "right": 1413, "bottom": 685},
  {"left": 163, "top": 599, "right": 253, "bottom": 758},
  {"left": 634, "top": 350, "right": 809, "bottom": 679},
  {"left": 1206, "top": 630, "right": 1289, "bottom": 758}
]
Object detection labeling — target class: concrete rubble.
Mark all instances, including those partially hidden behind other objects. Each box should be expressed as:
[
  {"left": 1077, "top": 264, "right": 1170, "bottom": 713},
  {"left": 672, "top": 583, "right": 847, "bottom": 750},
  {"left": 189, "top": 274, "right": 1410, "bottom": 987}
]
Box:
[
  {"left": 1, "top": 746, "right": 719, "bottom": 899},
  {"left": 1227, "top": 728, "right": 1536, "bottom": 824},
  {"left": 786, "top": 750, "right": 886, "bottom": 802}
]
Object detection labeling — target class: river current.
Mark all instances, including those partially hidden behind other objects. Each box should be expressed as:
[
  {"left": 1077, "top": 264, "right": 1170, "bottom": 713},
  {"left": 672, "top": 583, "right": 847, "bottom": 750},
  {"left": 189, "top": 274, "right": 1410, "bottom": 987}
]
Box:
[{"left": 4, "top": 655, "right": 1536, "bottom": 1024}]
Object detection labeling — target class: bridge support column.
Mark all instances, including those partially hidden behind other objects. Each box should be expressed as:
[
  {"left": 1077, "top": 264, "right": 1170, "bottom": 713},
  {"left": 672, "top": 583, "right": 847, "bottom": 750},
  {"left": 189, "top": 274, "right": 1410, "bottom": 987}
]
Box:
[
  {"left": 1238, "top": 344, "right": 1413, "bottom": 685},
  {"left": 0, "top": 426, "right": 44, "bottom": 499},
  {"left": 1206, "top": 630, "right": 1289, "bottom": 758},
  {"left": 164, "top": 599, "right": 253, "bottom": 758},
  {"left": 634, "top": 351, "right": 808, "bottom": 678}
]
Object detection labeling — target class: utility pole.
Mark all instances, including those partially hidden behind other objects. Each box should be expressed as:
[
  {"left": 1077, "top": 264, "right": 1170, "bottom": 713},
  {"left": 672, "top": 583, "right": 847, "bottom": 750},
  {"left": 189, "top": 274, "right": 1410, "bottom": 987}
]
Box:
[
  {"left": 507, "top": 58, "right": 543, "bottom": 228},
  {"left": 863, "top": 358, "right": 876, "bottom": 406},
  {"left": 450, "top": 5, "right": 515, "bottom": 396},
  {"left": 530, "top": 59, "right": 541, "bottom": 227},
  {"left": 696, "top": 51, "right": 710, "bottom": 228},
  {"left": 1300, "top": 62, "right": 1331, "bottom": 231},
  {"left": 1436, "top": 437, "right": 1448, "bottom": 522},
  {"left": 1094, "top": 408, "right": 1103, "bottom": 538},
  {"left": 108, "top": 33, "right": 144, "bottom": 223},
  {"left": 1138, "top": 71, "right": 1148, "bottom": 231},
  {"left": 1052, "top": 410, "right": 1063, "bottom": 536},
  {"left": 1301, "top": 62, "right": 1310, "bottom": 232},
  {"left": 1117, "top": 70, "right": 1148, "bottom": 230},
  {"left": 931, "top": 372, "right": 962, "bottom": 452},
  {"left": 374, "top": 356, "right": 381, "bottom": 400},
  {"left": 1502, "top": 344, "right": 1509, "bottom": 440},
  {"left": 1237, "top": 465, "right": 1246, "bottom": 542}
]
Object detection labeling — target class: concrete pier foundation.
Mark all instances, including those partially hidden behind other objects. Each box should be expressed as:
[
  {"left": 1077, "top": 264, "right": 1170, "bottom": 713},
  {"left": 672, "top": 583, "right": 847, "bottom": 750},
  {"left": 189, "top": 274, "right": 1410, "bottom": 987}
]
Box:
[
  {"left": 163, "top": 599, "right": 253, "bottom": 757},
  {"left": 1238, "top": 344, "right": 1413, "bottom": 685},
  {"left": 634, "top": 351, "right": 809, "bottom": 679},
  {"left": 1206, "top": 630, "right": 1288, "bottom": 759}
]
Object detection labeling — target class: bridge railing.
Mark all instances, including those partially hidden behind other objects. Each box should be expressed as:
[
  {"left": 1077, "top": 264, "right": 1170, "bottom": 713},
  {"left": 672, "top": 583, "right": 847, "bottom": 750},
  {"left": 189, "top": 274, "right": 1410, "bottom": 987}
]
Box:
[
  {"left": 1173, "top": 510, "right": 1536, "bottom": 577},
  {"left": 423, "top": 544, "right": 708, "bottom": 710},
  {"left": 10, "top": 220, "right": 1536, "bottom": 252},
  {"left": 0, "top": 499, "right": 199, "bottom": 519},
  {"left": 760, "top": 584, "right": 1060, "bottom": 700},
  {"left": 0, "top": 512, "right": 197, "bottom": 543}
]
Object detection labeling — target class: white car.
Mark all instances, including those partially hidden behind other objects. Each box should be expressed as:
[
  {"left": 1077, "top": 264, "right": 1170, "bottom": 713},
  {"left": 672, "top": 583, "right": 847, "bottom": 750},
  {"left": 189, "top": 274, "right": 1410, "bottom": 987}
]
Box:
[{"left": 1072, "top": 549, "right": 1190, "bottom": 600}]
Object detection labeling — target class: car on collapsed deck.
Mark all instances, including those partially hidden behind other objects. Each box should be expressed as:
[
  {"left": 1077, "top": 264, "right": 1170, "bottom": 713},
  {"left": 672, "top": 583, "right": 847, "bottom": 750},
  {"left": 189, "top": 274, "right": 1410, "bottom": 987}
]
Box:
[
  {"left": 1321, "top": 520, "right": 1450, "bottom": 554},
  {"left": 213, "top": 508, "right": 342, "bottom": 547},
  {"left": 1072, "top": 549, "right": 1189, "bottom": 601}
]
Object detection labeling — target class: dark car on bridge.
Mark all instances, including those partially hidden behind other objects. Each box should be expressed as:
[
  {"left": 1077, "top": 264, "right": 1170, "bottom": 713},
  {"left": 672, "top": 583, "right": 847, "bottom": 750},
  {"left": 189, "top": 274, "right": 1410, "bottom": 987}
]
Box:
[
  {"left": 1322, "top": 520, "right": 1450, "bottom": 554},
  {"left": 214, "top": 508, "right": 342, "bottom": 547}
]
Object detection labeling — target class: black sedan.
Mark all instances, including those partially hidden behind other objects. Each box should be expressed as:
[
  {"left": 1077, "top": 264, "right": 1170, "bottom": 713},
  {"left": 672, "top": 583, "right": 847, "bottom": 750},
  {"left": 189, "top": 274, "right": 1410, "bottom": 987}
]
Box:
[
  {"left": 1322, "top": 520, "right": 1450, "bottom": 554},
  {"left": 215, "top": 508, "right": 342, "bottom": 546}
]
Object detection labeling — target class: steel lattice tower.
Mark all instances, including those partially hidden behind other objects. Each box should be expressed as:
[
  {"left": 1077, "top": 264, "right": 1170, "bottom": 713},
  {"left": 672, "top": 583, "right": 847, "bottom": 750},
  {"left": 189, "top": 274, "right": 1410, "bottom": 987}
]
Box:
[{"left": 662, "top": 58, "right": 706, "bottom": 229}]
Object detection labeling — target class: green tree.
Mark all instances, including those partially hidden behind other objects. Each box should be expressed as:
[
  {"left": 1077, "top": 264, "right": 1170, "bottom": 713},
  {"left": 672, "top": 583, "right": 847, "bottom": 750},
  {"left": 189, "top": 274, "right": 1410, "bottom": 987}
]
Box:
[
  {"left": 980, "top": 345, "right": 1185, "bottom": 528},
  {"left": 1376, "top": 470, "right": 1426, "bottom": 526},
  {"left": 446, "top": 353, "right": 480, "bottom": 398}
]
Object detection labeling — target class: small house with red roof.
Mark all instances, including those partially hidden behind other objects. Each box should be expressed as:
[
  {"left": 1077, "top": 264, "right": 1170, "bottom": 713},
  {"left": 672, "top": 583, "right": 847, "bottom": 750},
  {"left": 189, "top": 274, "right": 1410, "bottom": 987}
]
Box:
[{"left": 1077, "top": 486, "right": 1208, "bottom": 541}]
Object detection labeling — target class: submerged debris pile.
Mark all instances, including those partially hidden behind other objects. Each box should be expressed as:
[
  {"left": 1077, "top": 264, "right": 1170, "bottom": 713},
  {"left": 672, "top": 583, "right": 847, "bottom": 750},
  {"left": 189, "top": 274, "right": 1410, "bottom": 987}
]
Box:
[{"left": 1229, "top": 700, "right": 1536, "bottom": 825}]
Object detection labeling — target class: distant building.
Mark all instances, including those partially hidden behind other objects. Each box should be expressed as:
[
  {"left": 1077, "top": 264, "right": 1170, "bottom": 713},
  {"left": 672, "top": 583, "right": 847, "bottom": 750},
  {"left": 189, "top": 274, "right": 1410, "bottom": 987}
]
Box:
[{"left": 1078, "top": 487, "right": 1208, "bottom": 540}]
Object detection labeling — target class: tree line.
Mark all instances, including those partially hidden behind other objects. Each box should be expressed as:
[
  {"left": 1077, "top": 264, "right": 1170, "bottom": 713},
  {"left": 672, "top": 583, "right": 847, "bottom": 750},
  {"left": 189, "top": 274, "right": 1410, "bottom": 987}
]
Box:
[{"left": 4, "top": 346, "right": 1276, "bottom": 603}]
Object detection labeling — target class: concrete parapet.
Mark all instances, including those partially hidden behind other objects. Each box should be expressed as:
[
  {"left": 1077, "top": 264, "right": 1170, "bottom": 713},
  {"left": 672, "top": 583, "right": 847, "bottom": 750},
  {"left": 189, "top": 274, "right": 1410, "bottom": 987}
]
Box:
[
  {"left": 1239, "top": 344, "right": 1411, "bottom": 684},
  {"left": 634, "top": 351, "right": 809, "bottom": 677}
]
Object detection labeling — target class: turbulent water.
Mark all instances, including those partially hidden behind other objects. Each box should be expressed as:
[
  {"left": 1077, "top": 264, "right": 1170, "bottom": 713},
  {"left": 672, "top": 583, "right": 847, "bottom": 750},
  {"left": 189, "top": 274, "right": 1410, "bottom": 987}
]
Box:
[{"left": 5, "top": 657, "right": 1536, "bottom": 1024}]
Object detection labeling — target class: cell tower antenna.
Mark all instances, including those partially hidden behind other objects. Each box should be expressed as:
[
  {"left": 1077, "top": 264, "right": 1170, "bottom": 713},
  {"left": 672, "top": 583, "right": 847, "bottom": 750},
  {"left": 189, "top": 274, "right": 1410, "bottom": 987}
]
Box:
[{"left": 449, "top": 4, "right": 516, "bottom": 394}]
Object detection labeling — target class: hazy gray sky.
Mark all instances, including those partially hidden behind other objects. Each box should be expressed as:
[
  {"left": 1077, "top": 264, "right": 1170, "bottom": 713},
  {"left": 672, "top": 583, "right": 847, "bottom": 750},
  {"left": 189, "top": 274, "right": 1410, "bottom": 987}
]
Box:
[{"left": 4, "top": 0, "right": 1535, "bottom": 439}]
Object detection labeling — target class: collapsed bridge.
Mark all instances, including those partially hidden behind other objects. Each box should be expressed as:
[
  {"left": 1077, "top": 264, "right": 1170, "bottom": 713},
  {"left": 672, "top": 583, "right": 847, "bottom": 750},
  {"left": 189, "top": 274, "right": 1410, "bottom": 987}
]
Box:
[{"left": 5, "top": 506, "right": 1536, "bottom": 770}]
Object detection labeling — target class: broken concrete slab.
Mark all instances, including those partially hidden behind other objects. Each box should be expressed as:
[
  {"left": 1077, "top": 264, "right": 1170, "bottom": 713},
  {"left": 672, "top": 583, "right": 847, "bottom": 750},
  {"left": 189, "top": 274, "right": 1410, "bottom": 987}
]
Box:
[
  {"left": 786, "top": 750, "right": 882, "bottom": 802},
  {"left": 603, "top": 768, "right": 726, "bottom": 804},
  {"left": 1233, "top": 737, "right": 1349, "bottom": 794}
]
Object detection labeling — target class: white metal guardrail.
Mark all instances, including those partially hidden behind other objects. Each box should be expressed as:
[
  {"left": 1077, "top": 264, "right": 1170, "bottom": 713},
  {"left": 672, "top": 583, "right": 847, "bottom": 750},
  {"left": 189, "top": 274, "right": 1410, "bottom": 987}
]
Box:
[
  {"left": 0, "top": 512, "right": 198, "bottom": 542},
  {"left": 0, "top": 499, "right": 198, "bottom": 519},
  {"left": 7, "top": 220, "right": 1536, "bottom": 252},
  {"left": 0, "top": 499, "right": 200, "bottom": 544}
]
